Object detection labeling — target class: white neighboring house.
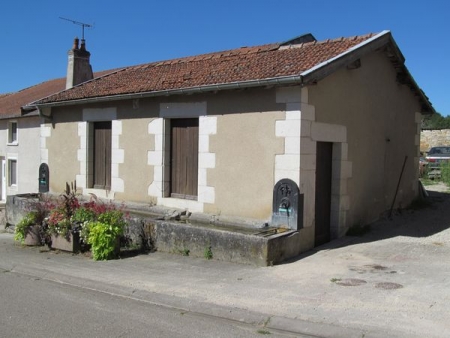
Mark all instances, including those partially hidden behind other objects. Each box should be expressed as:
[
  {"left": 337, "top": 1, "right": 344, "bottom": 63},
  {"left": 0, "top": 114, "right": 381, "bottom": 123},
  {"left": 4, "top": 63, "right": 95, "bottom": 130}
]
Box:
[
  {"left": 0, "top": 37, "right": 109, "bottom": 202},
  {"left": 0, "top": 91, "right": 55, "bottom": 200}
]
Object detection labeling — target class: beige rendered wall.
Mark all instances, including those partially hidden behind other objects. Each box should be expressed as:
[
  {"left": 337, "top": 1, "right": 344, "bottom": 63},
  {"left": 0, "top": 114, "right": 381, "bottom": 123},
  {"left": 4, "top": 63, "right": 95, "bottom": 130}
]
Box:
[
  {"left": 45, "top": 103, "right": 159, "bottom": 200},
  {"left": 44, "top": 116, "right": 80, "bottom": 193},
  {"left": 206, "top": 111, "right": 285, "bottom": 219},
  {"left": 308, "top": 50, "right": 421, "bottom": 229},
  {"left": 44, "top": 89, "right": 293, "bottom": 223},
  {"left": 114, "top": 117, "right": 155, "bottom": 203}
]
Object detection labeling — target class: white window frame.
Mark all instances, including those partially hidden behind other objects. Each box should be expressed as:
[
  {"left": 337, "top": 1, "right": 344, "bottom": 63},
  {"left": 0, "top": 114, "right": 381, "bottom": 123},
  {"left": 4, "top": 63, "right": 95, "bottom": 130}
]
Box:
[
  {"left": 8, "top": 157, "right": 18, "bottom": 189},
  {"left": 7, "top": 121, "right": 18, "bottom": 145}
]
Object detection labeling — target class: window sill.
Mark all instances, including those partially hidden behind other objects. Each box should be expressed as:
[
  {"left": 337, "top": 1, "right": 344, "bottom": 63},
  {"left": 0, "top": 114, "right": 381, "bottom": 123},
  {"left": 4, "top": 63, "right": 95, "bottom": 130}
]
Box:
[
  {"left": 83, "top": 188, "right": 115, "bottom": 200},
  {"left": 7, "top": 142, "right": 18, "bottom": 146},
  {"left": 158, "top": 197, "right": 203, "bottom": 213}
]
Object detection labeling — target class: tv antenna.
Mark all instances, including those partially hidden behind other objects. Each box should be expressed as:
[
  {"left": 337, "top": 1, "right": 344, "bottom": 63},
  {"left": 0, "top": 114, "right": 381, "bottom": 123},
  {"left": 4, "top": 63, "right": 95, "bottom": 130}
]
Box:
[{"left": 59, "top": 17, "right": 93, "bottom": 40}]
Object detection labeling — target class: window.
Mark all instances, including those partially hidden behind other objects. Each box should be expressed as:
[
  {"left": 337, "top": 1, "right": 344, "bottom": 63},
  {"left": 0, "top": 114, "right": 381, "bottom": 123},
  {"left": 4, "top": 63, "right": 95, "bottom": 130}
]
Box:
[
  {"left": 8, "top": 121, "right": 18, "bottom": 144},
  {"left": 8, "top": 159, "right": 17, "bottom": 186}
]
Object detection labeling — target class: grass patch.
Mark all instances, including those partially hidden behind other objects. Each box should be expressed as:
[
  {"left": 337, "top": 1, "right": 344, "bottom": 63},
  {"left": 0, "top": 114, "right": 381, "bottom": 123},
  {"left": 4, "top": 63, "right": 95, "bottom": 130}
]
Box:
[
  {"left": 204, "top": 246, "right": 213, "bottom": 260},
  {"left": 330, "top": 278, "right": 342, "bottom": 283},
  {"left": 440, "top": 162, "right": 450, "bottom": 185},
  {"left": 420, "top": 177, "right": 438, "bottom": 186},
  {"left": 257, "top": 329, "right": 271, "bottom": 335}
]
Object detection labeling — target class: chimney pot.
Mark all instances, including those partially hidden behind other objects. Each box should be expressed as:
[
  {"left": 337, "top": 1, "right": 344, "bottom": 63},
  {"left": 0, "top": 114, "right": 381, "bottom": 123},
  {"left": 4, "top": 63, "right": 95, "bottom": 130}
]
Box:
[
  {"left": 72, "top": 37, "right": 79, "bottom": 50},
  {"left": 66, "top": 37, "right": 93, "bottom": 89}
]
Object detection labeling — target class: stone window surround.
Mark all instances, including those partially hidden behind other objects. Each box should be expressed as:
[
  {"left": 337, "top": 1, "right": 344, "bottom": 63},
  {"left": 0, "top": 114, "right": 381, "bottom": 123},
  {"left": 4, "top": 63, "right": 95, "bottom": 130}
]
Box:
[
  {"left": 148, "top": 102, "right": 216, "bottom": 213},
  {"left": 76, "top": 108, "right": 124, "bottom": 199},
  {"left": 7, "top": 154, "right": 18, "bottom": 190}
]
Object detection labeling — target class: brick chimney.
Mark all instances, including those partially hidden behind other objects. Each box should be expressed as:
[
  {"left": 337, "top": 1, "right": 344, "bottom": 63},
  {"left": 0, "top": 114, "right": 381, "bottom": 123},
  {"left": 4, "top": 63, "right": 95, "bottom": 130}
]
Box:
[{"left": 66, "top": 37, "right": 93, "bottom": 89}]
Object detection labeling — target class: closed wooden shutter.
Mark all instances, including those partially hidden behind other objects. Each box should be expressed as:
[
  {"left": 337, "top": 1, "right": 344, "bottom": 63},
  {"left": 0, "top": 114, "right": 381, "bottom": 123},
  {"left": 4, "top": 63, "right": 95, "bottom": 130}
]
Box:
[
  {"left": 93, "top": 121, "right": 112, "bottom": 190},
  {"left": 170, "top": 118, "right": 198, "bottom": 199}
]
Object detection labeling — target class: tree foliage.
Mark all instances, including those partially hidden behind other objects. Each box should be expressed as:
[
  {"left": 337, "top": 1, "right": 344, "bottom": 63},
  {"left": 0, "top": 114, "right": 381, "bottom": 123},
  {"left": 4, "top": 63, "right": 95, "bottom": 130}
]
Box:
[{"left": 422, "top": 112, "right": 450, "bottom": 129}]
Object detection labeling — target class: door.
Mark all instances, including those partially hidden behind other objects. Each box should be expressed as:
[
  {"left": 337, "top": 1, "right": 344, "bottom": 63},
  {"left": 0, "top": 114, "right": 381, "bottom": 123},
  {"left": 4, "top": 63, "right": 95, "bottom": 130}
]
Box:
[
  {"left": 93, "top": 121, "right": 112, "bottom": 190},
  {"left": 315, "top": 142, "right": 333, "bottom": 246},
  {"left": 170, "top": 118, "right": 199, "bottom": 199}
]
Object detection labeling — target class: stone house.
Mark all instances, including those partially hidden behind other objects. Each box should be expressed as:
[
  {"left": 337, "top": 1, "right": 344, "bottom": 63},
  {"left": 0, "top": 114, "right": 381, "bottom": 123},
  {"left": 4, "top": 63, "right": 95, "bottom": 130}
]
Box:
[{"left": 30, "top": 30, "right": 434, "bottom": 254}]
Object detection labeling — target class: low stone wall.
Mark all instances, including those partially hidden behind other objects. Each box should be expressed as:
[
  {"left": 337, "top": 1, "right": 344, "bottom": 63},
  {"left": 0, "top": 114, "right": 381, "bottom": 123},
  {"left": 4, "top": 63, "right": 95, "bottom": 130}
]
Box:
[
  {"left": 0, "top": 205, "right": 6, "bottom": 229},
  {"left": 5, "top": 194, "right": 40, "bottom": 227},
  {"left": 149, "top": 220, "right": 299, "bottom": 266},
  {"left": 5, "top": 193, "right": 301, "bottom": 265},
  {"left": 421, "top": 129, "right": 450, "bottom": 152}
]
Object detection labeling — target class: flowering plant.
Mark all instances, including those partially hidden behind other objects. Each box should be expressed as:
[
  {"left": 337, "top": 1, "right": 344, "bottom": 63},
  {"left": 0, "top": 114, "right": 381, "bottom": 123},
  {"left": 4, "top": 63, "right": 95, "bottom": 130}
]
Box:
[
  {"left": 45, "top": 182, "right": 80, "bottom": 238},
  {"left": 22, "top": 180, "right": 129, "bottom": 260}
]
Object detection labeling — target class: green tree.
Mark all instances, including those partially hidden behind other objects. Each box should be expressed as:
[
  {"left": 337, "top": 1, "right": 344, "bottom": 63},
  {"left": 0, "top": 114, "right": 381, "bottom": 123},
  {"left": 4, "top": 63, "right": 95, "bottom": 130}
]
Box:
[{"left": 422, "top": 112, "right": 450, "bottom": 129}]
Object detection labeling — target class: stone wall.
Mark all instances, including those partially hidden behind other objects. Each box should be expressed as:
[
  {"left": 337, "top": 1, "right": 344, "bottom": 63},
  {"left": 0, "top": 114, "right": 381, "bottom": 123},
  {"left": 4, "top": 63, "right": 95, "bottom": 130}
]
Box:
[{"left": 421, "top": 129, "right": 450, "bottom": 153}]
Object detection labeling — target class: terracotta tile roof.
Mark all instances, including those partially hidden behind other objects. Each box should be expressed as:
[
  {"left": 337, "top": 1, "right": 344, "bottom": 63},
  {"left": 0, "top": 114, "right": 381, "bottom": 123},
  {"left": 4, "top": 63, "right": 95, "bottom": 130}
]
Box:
[
  {"left": 0, "top": 78, "right": 66, "bottom": 118},
  {"left": 36, "top": 33, "right": 377, "bottom": 104},
  {"left": 0, "top": 70, "right": 115, "bottom": 118},
  {"left": 0, "top": 93, "right": 13, "bottom": 99}
]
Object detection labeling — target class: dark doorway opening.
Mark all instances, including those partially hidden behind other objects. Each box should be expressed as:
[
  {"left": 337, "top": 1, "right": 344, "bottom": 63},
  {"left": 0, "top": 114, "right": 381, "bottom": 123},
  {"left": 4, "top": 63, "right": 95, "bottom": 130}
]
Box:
[{"left": 315, "top": 142, "right": 333, "bottom": 246}]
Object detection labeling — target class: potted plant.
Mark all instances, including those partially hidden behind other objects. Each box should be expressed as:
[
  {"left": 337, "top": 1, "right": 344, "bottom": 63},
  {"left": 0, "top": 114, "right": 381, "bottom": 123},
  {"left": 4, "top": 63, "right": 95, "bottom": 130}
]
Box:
[
  {"left": 47, "top": 182, "right": 81, "bottom": 252},
  {"left": 14, "top": 211, "right": 42, "bottom": 246}
]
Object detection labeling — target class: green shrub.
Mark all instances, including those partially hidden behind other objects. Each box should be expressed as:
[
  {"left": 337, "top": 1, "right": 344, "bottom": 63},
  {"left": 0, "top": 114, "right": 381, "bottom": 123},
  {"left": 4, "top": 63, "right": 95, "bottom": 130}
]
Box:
[
  {"left": 14, "top": 212, "right": 39, "bottom": 243},
  {"left": 98, "top": 210, "right": 126, "bottom": 229},
  {"left": 440, "top": 161, "right": 450, "bottom": 186},
  {"left": 72, "top": 207, "right": 97, "bottom": 223},
  {"left": 204, "top": 246, "right": 213, "bottom": 260},
  {"left": 87, "top": 210, "right": 126, "bottom": 260}
]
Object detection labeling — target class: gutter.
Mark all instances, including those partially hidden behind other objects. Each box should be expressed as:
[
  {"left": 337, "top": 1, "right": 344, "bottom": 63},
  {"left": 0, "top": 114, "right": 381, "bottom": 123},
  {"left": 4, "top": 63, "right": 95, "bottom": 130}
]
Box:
[
  {"left": 36, "top": 105, "right": 52, "bottom": 121},
  {"left": 31, "top": 75, "right": 304, "bottom": 109}
]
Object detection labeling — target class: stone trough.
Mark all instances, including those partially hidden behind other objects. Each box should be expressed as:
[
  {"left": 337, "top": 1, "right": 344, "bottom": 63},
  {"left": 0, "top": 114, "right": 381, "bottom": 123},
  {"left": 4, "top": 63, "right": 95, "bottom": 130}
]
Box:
[{"left": 6, "top": 193, "right": 302, "bottom": 266}]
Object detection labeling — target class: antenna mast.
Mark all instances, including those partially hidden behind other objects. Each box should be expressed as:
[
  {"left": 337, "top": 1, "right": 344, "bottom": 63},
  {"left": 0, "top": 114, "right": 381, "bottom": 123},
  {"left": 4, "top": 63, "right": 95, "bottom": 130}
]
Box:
[{"left": 59, "top": 17, "right": 93, "bottom": 40}]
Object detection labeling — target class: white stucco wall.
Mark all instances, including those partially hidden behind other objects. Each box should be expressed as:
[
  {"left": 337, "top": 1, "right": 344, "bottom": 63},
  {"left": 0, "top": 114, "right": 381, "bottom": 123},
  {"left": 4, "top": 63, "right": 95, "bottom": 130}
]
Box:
[{"left": 1, "top": 116, "right": 42, "bottom": 196}]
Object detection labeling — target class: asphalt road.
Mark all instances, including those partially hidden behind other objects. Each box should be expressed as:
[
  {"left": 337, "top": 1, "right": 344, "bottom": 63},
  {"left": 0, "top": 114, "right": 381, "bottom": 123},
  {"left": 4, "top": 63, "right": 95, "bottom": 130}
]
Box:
[{"left": 0, "top": 269, "right": 306, "bottom": 338}]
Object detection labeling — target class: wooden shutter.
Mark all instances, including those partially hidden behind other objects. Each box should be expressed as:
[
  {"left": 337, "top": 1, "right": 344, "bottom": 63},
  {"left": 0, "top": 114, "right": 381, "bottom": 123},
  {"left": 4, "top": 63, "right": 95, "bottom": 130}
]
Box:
[
  {"left": 93, "top": 121, "right": 112, "bottom": 190},
  {"left": 170, "top": 119, "right": 199, "bottom": 199}
]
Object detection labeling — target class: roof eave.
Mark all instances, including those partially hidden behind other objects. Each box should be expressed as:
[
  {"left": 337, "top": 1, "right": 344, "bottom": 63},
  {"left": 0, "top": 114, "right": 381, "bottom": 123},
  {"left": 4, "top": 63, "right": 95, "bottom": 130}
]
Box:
[
  {"left": 300, "top": 30, "right": 435, "bottom": 115},
  {"left": 30, "top": 75, "right": 304, "bottom": 109},
  {"left": 301, "top": 30, "right": 393, "bottom": 83}
]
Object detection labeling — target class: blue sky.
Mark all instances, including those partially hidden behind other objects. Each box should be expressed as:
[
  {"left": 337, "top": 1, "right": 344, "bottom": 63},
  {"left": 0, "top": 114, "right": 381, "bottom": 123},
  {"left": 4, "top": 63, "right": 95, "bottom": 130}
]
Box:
[{"left": 1, "top": 0, "right": 448, "bottom": 115}]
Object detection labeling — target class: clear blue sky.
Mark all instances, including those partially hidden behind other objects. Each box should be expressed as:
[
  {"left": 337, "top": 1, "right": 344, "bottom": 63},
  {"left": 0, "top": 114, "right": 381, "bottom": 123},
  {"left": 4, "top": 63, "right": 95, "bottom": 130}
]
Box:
[{"left": 1, "top": 0, "right": 448, "bottom": 115}]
